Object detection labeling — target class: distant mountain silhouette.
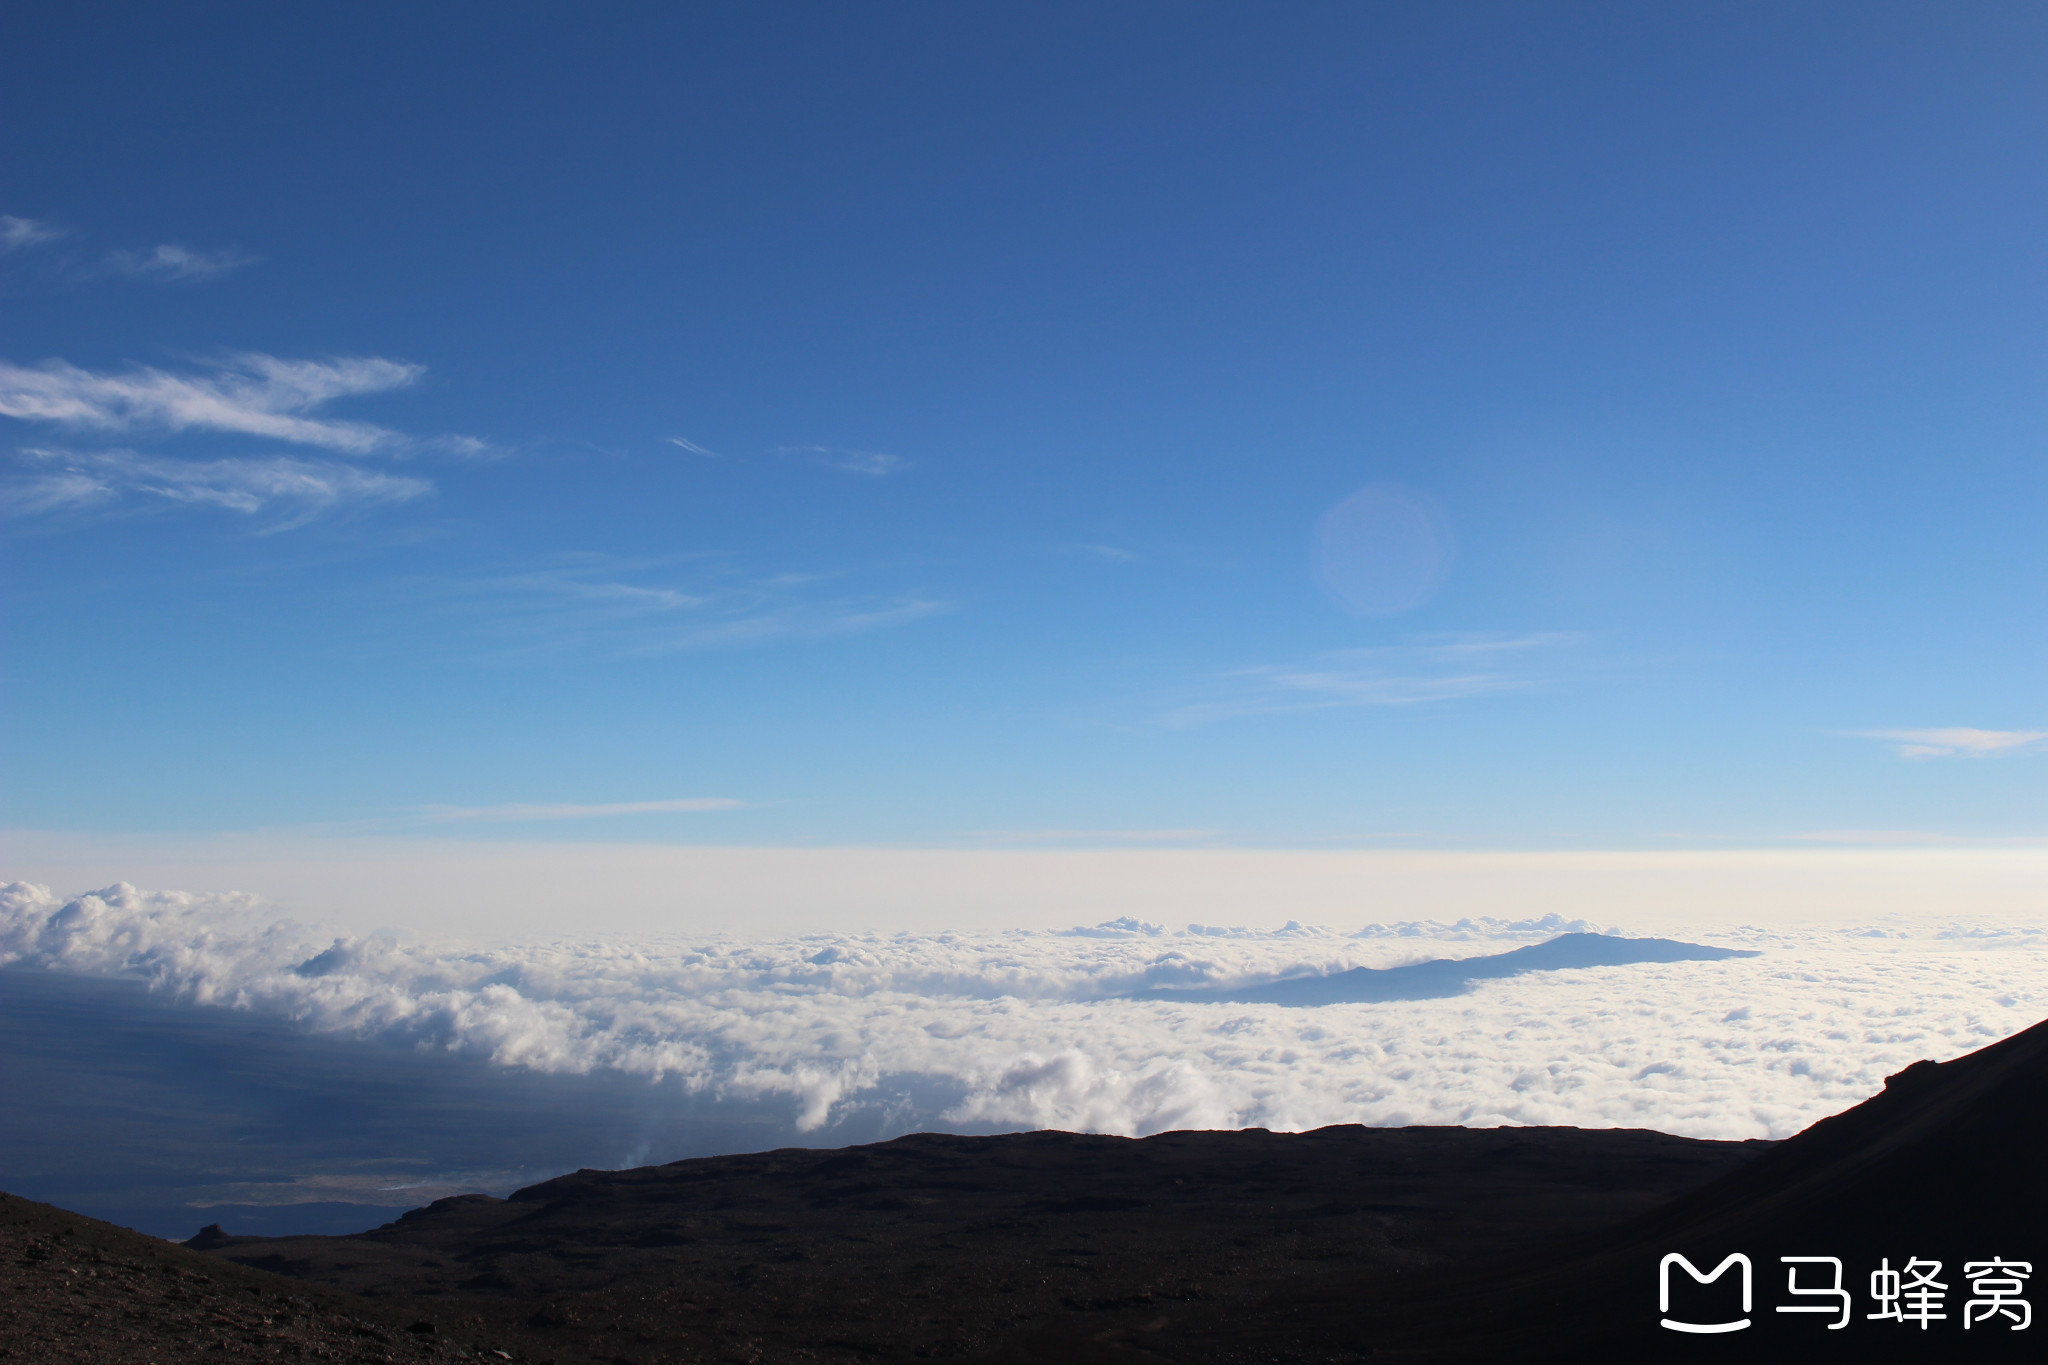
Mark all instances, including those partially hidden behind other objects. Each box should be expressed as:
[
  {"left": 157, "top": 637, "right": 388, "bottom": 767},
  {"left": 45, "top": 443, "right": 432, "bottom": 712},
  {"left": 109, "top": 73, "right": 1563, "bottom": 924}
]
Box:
[{"left": 1136, "top": 931, "right": 1757, "bottom": 1005}]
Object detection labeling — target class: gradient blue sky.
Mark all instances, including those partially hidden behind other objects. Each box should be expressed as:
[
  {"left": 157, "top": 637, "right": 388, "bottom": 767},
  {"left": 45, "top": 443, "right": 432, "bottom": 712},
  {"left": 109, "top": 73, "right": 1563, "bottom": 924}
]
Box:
[{"left": 3, "top": 1, "right": 2042, "bottom": 856}]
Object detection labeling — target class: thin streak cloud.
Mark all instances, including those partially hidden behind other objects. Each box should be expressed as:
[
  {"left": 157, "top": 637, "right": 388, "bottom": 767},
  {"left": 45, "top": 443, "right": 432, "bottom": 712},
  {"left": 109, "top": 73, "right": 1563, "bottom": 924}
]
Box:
[
  {"left": 442, "top": 553, "right": 952, "bottom": 657},
  {"left": 776, "top": 445, "right": 912, "bottom": 477},
  {"left": 1158, "top": 633, "right": 1577, "bottom": 728},
  {"left": 0, "top": 354, "right": 422, "bottom": 452},
  {"left": 0, "top": 216, "right": 66, "bottom": 252},
  {"left": 4, "top": 447, "right": 431, "bottom": 530},
  {"left": 422, "top": 798, "right": 746, "bottom": 822},
  {"left": 97, "top": 243, "right": 257, "bottom": 282},
  {"left": 1853, "top": 728, "right": 2048, "bottom": 759},
  {"left": 968, "top": 829, "right": 1224, "bottom": 845},
  {"left": 1786, "top": 830, "right": 2048, "bottom": 847}
]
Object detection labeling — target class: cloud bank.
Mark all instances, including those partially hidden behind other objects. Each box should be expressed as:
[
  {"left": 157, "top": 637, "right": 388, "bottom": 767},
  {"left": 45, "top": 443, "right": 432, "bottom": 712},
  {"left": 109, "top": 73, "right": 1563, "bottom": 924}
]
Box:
[{"left": 4, "top": 882, "right": 2042, "bottom": 1144}]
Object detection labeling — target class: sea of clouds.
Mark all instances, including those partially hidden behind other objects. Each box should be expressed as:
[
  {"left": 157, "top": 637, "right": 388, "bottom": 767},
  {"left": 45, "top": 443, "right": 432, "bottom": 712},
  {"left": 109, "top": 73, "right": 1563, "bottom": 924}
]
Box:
[{"left": 4, "top": 881, "right": 2045, "bottom": 1144}]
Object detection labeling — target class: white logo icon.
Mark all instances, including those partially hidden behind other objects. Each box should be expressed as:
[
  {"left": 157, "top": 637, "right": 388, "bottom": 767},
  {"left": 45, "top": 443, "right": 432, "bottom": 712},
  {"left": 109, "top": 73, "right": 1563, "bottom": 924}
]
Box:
[{"left": 1660, "top": 1253, "right": 1752, "bottom": 1334}]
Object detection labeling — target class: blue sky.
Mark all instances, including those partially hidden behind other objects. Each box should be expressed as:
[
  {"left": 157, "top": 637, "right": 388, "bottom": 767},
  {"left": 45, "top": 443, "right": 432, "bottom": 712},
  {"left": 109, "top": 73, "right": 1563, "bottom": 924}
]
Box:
[{"left": 3, "top": 1, "right": 2043, "bottom": 857}]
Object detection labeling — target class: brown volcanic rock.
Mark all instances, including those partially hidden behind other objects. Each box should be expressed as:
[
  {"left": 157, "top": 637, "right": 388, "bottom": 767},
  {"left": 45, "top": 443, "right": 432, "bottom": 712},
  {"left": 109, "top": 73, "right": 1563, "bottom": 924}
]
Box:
[
  {"left": 0, "top": 1191, "right": 477, "bottom": 1363},
  {"left": 184, "top": 1124, "right": 1764, "bottom": 1363}
]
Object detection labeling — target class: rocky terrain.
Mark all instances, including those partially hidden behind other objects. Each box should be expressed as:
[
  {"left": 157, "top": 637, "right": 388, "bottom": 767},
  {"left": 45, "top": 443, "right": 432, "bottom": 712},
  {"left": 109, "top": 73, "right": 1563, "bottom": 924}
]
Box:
[
  {"left": 8, "top": 1014, "right": 2048, "bottom": 1362},
  {"left": 178, "top": 1124, "right": 1756, "bottom": 1362},
  {"left": 0, "top": 1189, "right": 489, "bottom": 1363}
]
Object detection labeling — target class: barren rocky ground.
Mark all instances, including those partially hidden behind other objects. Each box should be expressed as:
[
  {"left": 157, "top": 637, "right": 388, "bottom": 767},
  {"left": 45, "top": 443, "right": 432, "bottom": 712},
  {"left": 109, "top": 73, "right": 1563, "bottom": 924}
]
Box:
[
  {"left": 177, "top": 1124, "right": 1761, "bottom": 1363},
  {"left": 10, "top": 1013, "right": 2047, "bottom": 1363},
  {"left": 0, "top": 1191, "right": 479, "bottom": 1363}
]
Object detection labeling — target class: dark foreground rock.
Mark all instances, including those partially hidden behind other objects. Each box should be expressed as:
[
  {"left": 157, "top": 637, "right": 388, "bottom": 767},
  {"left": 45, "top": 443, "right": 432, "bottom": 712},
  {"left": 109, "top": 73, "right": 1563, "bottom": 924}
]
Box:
[
  {"left": 1232, "top": 1015, "right": 2048, "bottom": 1363},
  {"left": 0, "top": 1190, "right": 476, "bottom": 1363},
  {"left": 173, "top": 1124, "right": 1762, "bottom": 1362},
  {"left": 13, "top": 1014, "right": 2048, "bottom": 1361}
]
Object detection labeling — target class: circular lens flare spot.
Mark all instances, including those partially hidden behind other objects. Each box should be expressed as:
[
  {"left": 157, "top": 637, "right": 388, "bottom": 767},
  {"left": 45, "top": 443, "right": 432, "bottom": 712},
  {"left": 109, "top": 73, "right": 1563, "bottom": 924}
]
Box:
[{"left": 1312, "top": 484, "right": 1454, "bottom": 616}]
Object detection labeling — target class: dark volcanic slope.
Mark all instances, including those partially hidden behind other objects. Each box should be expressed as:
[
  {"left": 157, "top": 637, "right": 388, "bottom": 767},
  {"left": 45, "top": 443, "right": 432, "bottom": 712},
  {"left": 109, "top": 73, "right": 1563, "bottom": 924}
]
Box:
[
  {"left": 0, "top": 1190, "right": 477, "bottom": 1363},
  {"left": 187, "top": 1124, "right": 1765, "bottom": 1363},
  {"left": 1245, "top": 1016, "right": 2048, "bottom": 1364}
]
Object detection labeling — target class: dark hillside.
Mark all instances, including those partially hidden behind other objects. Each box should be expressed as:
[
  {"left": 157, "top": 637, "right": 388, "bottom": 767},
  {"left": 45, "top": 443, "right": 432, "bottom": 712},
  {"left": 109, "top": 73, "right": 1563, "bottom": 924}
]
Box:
[
  {"left": 183, "top": 1124, "right": 1763, "bottom": 1363},
  {"left": 0, "top": 1190, "right": 473, "bottom": 1362},
  {"left": 1239, "top": 1016, "right": 2048, "bottom": 1362}
]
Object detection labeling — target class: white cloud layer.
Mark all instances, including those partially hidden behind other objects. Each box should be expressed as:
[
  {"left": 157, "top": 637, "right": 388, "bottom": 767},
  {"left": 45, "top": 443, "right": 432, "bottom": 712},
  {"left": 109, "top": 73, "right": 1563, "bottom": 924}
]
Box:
[
  {"left": 4, "top": 448, "right": 430, "bottom": 528},
  {"left": 1856, "top": 728, "right": 2048, "bottom": 759},
  {"left": 0, "top": 354, "right": 422, "bottom": 452},
  {"left": 5, "top": 881, "right": 2042, "bottom": 1144}
]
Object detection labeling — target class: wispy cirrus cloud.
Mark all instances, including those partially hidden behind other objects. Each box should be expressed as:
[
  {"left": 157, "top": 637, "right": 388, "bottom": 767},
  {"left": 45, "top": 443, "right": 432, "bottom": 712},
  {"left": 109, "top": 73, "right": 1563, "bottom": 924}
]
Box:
[
  {"left": 967, "top": 828, "right": 1224, "bottom": 845},
  {"left": 776, "top": 444, "right": 912, "bottom": 477},
  {"left": 0, "top": 216, "right": 66, "bottom": 253},
  {"left": 3, "top": 447, "right": 431, "bottom": 530},
  {"left": 667, "top": 436, "right": 720, "bottom": 457},
  {"left": 1852, "top": 728, "right": 2048, "bottom": 759},
  {"left": 1786, "top": 829, "right": 2048, "bottom": 847},
  {"left": 1157, "top": 633, "right": 1576, "bottom": 728},
  {"left": 0, "top": 354, "right": 423, "bottom": 452},
  {"left": 96, "top": 243, "right": 258, "bottom": 282},
  {"left": 1052, "top": 542, "right": 1138, "bottom": 563},
  {"left": 0, "top": 214, "right": 255, "bottom": 282},
  {"left": 442, "top": 552, "right": 951, "bottom": 657},
  {"left": 421, "top": 797, "right": 745, "bottom": 822}
]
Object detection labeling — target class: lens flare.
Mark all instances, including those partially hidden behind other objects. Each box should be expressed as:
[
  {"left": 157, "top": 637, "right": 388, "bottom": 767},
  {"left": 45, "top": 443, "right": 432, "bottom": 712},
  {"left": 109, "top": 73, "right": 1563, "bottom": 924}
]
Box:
[{"left": 1312, "top": 484, "right": 1454, "bottom": 616}]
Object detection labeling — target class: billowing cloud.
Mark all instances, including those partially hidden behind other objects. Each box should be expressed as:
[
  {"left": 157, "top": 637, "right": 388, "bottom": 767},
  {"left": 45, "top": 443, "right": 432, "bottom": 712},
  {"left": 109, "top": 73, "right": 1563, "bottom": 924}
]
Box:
[
  {"left": 0, "top": 354, "right": 423, "bottom": 452},
  {"left": 1159, "top": 633, "right": 1575, "bottom": 727},
  {"left": 4, "top": 448, "right": 430, "bottom": 529},
  {"left": 1855, "top": 728, "right": 2048, "bottom": 759},
  {"left": 97, "top": 243, "right": 257, "bottom": 282},
  {"left": 4, "top": 882, "right": 2042, "bottom": 1144},
  {"left": 422, "top": 798, "right": 745, "bottom": 822}
]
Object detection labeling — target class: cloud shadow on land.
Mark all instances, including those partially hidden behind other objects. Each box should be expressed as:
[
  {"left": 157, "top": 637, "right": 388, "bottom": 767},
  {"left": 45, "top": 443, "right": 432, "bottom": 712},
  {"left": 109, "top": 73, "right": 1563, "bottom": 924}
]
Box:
[
  {"left": 0, "top": 969, "right": 955, "bottom": 1240},
  {"left": 1131, "top": 933, "right": 1758, "bottom": 1006}
]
